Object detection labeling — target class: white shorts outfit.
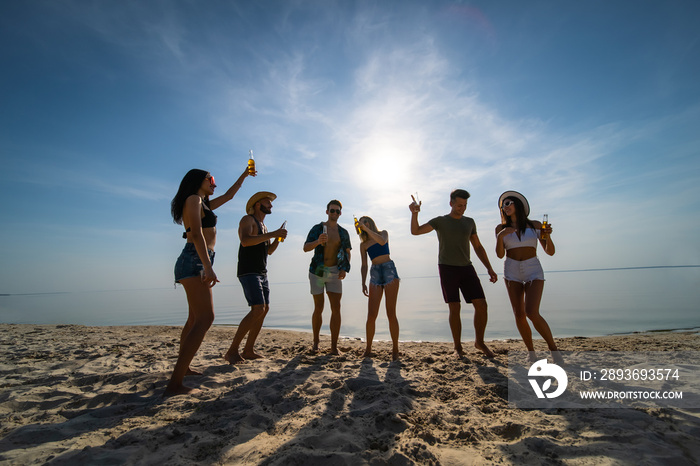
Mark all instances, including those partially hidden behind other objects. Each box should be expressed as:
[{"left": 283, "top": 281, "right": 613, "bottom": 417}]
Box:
[
  {"left": 504, "top": 256, "right": 545, "bottom": 283},
  {"left": 502, "top": 227, "right": 545, "bottom": 284}
]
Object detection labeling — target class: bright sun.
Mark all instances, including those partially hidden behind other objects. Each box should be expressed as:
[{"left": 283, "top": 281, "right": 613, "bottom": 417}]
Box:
[{"left": 358, "top": 144, "right": 411, "bottom": 191}]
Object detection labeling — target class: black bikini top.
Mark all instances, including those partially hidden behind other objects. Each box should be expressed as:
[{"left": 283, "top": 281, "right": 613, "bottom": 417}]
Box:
[{"left": 183, "top": 202, "right": 217, "bottom": 238}]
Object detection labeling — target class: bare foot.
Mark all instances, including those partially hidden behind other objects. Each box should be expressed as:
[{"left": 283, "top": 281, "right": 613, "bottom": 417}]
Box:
[
  {"left": 163, "top": 384, "right": 200, "bottom": 397},
  {"left": 551, "top": 350, "right": 564, "bottom": 366},
  {"left": 453, "top": 348, "right": 466, "bottom": 359},
  {"left": 223, "top": 351, "right": 246, "bottom": 365},
  {"left": 474, "top": 341, "right": 495, "bottom": 358},
  {"left": 362, "top": 350, "right": 375, "bottom": 358},
  {"left": 329, "top": 347, "right": 341, "bottom": 356},
  {"left": 528, "top": 351, "right": 539, "bottom": 364},
  {"left": 391, "top": 351, "right": 400, "bottom": 362},
  {"left": 186, "top": 368, "right": 203, "bottom": 376},
  {"left": 241, "top": 350, "right": 264, "bottom": 360}
]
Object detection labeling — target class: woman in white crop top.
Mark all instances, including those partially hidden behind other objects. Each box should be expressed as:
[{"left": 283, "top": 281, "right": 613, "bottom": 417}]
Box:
[{"left": 495, "top": 191, "right": 562, "bottom": 365}]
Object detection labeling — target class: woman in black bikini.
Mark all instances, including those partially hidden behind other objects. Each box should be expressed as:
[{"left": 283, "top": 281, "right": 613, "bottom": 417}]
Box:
[
  {"left": 166, "top": 167, "right": 252, "bottom": 396},
  {"left": 358, "top": 216, "right": 400, "bottom": 361}
]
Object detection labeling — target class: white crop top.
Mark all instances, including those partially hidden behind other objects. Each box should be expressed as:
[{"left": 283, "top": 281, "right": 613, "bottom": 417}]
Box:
[{"left": 503, "top": 227, "right": 539, "bottom": 250}]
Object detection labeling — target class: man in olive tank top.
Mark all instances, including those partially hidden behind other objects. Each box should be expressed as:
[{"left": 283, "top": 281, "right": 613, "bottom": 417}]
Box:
[
  {"left": 224, "top": 191, "right": 287, "bottom": 364},
  {"left": 410, "top": 189, "right": 498, "bottom": 359}
]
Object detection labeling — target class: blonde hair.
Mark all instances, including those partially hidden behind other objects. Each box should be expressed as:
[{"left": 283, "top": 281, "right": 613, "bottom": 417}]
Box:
[{"left": 358, "top": 216, "right": 378, "bottom": 243}]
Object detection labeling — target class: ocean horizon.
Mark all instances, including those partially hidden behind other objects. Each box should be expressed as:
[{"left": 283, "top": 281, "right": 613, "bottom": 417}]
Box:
[{"left": 2, "top": 266, "right": 699, "bottom": 343}]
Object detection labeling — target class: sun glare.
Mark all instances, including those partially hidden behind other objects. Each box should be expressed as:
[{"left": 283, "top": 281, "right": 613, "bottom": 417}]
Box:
[{"left": 363, "top": 150, "right": 409, "bottom": 190}]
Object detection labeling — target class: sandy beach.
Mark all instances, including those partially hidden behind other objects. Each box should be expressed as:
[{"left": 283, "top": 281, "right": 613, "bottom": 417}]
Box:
[{"left": 1, "top": 324, "right": 699, "bottom": 465}]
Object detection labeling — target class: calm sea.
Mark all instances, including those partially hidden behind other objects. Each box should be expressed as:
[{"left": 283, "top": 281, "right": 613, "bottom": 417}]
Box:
[{"left": 1, "top": 267, "right": 699, "bottom": 342}]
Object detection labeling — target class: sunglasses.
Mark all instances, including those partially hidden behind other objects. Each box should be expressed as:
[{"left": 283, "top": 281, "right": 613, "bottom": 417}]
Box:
[
  {"left": 207, "top": 175, "right": 216, "bottom": 187},
  {"left": 329, "top": 208, "right": 341, "bottom": 214},
  {"left": 502, "top": 200, "right": 515, "bottom": 208}
]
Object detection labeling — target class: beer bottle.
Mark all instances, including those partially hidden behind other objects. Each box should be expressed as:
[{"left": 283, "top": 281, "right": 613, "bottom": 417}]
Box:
[
  {"left": 278, "top": 221, "right": 287, "bottom": 242},
  {"left": 541, "top": 214, "right": 549, "bottom": 240},
  {"left": 248, "top": 150, "right": 255, "bottom": 175}
]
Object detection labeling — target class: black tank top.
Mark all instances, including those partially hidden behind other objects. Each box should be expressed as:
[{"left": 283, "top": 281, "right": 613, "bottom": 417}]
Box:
[{"left": 237, "top": 215, "right": 268, "bottom": 276}]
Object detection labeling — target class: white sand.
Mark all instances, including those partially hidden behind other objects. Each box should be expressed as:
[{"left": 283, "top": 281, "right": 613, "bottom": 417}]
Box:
[{"left": 1, "top": 324, "right": 699, "bottom": 465}]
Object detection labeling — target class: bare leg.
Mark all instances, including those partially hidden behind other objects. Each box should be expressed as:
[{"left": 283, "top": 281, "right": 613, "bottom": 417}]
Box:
[
  {"left": 179, "top": 315, "right": 191, "bottom": 356},
  {"left": 524, "top": 280, "right": 562, "bottom": 363},
  {"left": 165, "top": 277, "right": 214, "bottom": 396},
  {"left": 363, "top": 284, "right": 384, "bottom": 357},
  {"left": 224, "top": 304, "right": 266, "bottom": 364},
  {"left": 447, "top": 302, "right": 464, "bottom": 358},
  {"left": 179, "top": 314, "right": 202, "bottom": 375},
  {"left": 472, "top": 298, "right": 495, "bottom": 358},
  {"left": 242, "top": 304, "right": 269, "bottom": 359},
  {"left": 311, "top": 293, "right": 325, "bottom": 352},
  {"left": 327, "top": 292, "right": 342, "bottom": 355},
  {"left": 506, "top": 281, "right": 534, "bottom": 351},
  {"left": 383, "top": 280, "right": 400, "bottom": 360}
]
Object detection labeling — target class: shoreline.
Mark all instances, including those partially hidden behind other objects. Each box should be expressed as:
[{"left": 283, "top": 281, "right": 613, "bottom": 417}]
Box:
[
  {"left": 216, "top": 322, "right": 700, "bottom": 343},
  {"left": 2, "top": 319, "right": 699, "bottom": 344},
  {"left": 1, "top": 324, "right": 699, "bottom": 464}
]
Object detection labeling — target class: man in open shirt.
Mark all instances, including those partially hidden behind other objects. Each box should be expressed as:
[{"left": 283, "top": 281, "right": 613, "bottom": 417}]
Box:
[{"left": 303, "top": 200, "right": 352, "bottom": 354}]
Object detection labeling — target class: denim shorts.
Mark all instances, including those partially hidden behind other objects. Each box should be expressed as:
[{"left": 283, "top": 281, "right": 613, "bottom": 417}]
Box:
[
  {"left": 370, "top": 260, "right": 400, "bottom": 286},
  {"left": 174, "top": 243, "right": 215, "bottom": 283},
  {"left": 438, "top": 264, "right": 485, "bottom": 304},
  {"left": 309, "top": 266, "right": 342, "bottom": 295},
  {"left": 239, "top": 274, "right": 270, "bottom": 306},
  {"left": 504, "top": 257, "right": 545, "bottom": 284}
]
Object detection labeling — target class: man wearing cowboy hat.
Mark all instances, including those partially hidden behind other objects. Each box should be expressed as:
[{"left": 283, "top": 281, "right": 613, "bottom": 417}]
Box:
[
  {"left": 410, "top": 188, "right": 498, "bottom": 359},
  {"left": 224, "top": 191, "right": 287, "bottom": 364},
  {"left": 303, "top": 199, "right": 352, "bottom": 355}
]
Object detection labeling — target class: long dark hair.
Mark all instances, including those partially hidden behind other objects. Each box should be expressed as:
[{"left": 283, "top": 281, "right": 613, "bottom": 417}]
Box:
[
  {"left": 171, "top": 169, "right": 209, "bottom": 224},
  {"left": 500, "top": 196, "right": 535, "bottom": 234}
]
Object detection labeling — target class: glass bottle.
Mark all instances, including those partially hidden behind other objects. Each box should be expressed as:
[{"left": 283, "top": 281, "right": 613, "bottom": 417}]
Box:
[{"left": 247, "top": 150, "right": 255, "bottom": 175}]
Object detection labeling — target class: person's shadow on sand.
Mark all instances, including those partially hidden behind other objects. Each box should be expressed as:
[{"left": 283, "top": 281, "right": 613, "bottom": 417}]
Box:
[
  {"left": 257, "top": 357, "right": 415, "bottom": 465},
  {"left": 30, "top": 352, "right": 318, "bottom": 464}
]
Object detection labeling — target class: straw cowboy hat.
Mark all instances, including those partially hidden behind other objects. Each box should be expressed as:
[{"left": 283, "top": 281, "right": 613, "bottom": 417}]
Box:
[
  {"left": 246, "top": 191, "right": 277, "bottom": 214},
  {"left": 498, "top": 191, "right": 530, "bottom": 217}
]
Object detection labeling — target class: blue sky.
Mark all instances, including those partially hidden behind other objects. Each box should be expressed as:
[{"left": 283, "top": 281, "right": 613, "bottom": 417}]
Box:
[{"left": 1, "top": 0, "right": 699, "bottom": 296}]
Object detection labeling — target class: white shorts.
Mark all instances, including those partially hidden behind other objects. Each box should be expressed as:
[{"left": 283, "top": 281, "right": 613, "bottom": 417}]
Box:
[{"left": 504, "top": 257, "right": 545, "bottom": 284}]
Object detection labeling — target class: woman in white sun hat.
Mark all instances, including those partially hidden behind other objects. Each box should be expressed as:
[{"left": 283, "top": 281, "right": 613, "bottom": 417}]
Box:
[{"left": 495, "top": 191, "right": 562, "bottom": 364}]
